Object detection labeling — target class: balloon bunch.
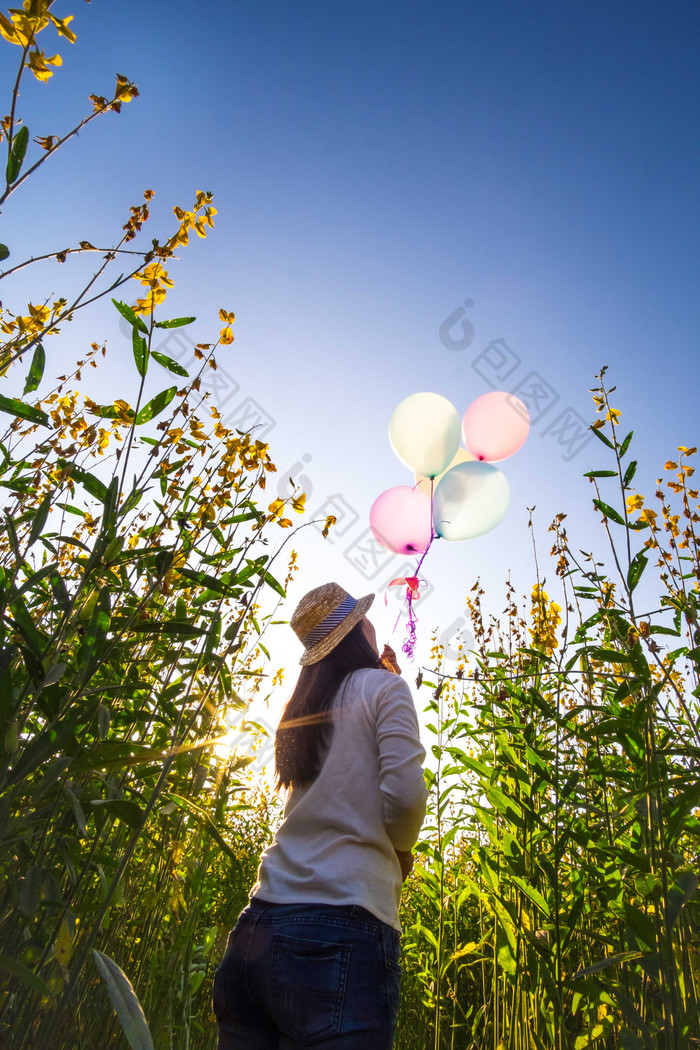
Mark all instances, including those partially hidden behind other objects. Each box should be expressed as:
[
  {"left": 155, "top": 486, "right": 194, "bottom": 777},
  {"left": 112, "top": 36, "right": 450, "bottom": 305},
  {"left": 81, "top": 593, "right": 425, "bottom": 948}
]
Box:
[{"left": 369, "top": 391, "right": 530, "bottom": 658}]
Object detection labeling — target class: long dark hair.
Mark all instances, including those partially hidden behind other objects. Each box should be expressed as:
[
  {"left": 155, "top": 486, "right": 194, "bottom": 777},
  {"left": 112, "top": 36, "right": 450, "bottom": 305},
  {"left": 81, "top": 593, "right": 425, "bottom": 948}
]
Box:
[{"left": 275, "top": 620, "right": 380, "bottom": 791}]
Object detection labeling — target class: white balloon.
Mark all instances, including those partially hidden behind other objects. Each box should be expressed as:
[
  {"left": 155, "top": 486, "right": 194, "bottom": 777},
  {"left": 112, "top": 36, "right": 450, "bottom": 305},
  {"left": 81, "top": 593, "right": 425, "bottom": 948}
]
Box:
[
  {"left": 433, "top": 461, "right": 510, "bottom": 541},
  {"left": 389, "top": 392, "right": 461, "bottom": 478}
]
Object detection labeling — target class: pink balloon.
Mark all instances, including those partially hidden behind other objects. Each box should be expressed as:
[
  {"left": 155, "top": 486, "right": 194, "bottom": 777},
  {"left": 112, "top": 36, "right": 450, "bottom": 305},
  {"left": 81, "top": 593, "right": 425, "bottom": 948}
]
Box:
[
  {"left": 369, "top": 486, "right": 433, "bottom": 554},
  {"left": 462, "top": 391, "right": 530, "bottom": 462}
]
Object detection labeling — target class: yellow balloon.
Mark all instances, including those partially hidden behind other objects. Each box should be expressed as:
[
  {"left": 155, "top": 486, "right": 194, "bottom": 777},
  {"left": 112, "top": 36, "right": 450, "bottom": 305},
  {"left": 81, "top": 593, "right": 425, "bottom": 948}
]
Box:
[{"left": 414, "top": 448, "right": 474, "bottom": 496}]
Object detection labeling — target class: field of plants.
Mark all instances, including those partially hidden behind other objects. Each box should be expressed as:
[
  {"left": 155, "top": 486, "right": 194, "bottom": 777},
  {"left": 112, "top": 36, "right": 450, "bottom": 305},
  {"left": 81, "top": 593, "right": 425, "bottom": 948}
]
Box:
[{"left": 1, "top": 8, "right": 699, "bottom": 1050}]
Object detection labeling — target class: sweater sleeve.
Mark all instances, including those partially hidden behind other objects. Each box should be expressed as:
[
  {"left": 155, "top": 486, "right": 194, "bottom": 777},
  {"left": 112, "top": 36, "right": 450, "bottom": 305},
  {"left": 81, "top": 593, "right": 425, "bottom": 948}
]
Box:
[{"left": 373, "top": 672, "right": 429, "bottom": 851}]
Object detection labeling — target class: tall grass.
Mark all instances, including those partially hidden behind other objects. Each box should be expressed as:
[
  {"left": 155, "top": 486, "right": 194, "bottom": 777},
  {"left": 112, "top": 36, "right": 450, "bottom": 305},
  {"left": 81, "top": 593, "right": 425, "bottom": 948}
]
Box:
[
  {"left": 0, "top": 19, "right": 302, "bottom": 1044},
  {"left": 397, "top": 373, "right": 700, "bottom": 1050}
]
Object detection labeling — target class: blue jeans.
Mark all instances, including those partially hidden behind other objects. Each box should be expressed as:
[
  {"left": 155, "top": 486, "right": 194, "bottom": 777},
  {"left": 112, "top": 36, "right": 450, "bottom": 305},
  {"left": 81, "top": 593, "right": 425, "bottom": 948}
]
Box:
[{"left": 213, "top": 898, "right": 402, "bottom": 1049}]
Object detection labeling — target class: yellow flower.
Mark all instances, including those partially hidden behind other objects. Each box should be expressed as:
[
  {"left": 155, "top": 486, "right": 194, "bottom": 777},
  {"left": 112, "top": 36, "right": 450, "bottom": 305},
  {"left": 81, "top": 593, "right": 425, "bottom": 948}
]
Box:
[
  {"left": 34, "top": 133, "right": 58, "bottom": 151},
  {"left": 322, "top": 514, "right": 336, "bottom": 538},
  {"left": 530, "top": 583, "right": 561, "bottom": 653},
  {"left": 114, "top": 73, "right": 138, "bottom": 103},
  {"left": 28, "top": 302, "right": 50, "bottom": 324},
  {"left": 0, "top": 7, "right": 46, "bottom": 48},
  {"left": 136, "top": 262, "right": 173, "bottom": 288},
  {"left": 47, "top": 11, "right": 76, "bottom": 42},
  {"left": 28, "top": 48, "right": 62, "bottom": 82},
  {"left": 291, "top": 493, "right": 306, "bottom": 514},
  {"left": 113, "top": 399, "right": 134, "bottom": 423},
  {"left": 639, "top": 508, "right": 658, "bottom": 526},
  {"left": 219, "top": 308, "right": 236, "bottom": 323},
  {"left": 268, "top": 498, "right": 293, "bottom": 527},
  {"left": 605, "top": 407, "right": 621, "bottom": 425},
  {"left": 133, "top": 287, "right": 167, "bottom": 315},
  {"left": 626, "top": 493, "right": 644, "bottom": 513},
  {"left": 220, "top": 326, "right": 234, "bottom": 345}
]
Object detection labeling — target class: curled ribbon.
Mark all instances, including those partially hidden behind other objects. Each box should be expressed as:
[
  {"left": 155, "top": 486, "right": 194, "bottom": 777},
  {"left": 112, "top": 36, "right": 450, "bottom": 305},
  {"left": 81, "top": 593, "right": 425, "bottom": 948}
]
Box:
[{"left": 385, "top": 575, "right": 423, "bottom": 659}]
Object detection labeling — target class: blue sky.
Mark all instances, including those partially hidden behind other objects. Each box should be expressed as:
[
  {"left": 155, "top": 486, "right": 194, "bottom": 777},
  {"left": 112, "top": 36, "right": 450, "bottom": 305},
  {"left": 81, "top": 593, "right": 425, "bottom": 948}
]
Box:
[{"left": 2, "top": 0, "right": 699, "bottom": 693}]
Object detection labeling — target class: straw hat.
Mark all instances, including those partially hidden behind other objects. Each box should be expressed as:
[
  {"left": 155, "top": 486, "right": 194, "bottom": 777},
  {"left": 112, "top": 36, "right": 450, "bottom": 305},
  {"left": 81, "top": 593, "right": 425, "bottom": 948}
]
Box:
[{"left": 291, "top": 582, "right": 375, "bottom": 665}]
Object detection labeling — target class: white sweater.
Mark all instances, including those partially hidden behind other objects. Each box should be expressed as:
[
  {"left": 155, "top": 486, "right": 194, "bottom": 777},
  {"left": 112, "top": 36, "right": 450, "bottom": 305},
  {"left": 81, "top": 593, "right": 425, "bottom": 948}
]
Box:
[{"left": 250, "top": 668, "right": 428, "bottom": 932}]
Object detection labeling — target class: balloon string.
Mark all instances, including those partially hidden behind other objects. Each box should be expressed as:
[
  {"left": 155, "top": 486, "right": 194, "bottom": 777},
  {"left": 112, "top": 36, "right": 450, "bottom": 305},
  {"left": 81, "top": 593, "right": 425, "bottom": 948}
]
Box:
[{"left": 401, "top": 477, "right": 436, "bottom": 660}]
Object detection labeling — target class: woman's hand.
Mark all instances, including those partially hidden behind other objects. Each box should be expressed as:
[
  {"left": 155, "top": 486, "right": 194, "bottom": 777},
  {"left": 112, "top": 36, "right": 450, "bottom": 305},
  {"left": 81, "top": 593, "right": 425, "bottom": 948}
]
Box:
[
  {"left": 394, "top": 849, "right": 414, "bottom": 883},
  {"left": 380, "top": 644, "right": 401, "bottom": 675}
]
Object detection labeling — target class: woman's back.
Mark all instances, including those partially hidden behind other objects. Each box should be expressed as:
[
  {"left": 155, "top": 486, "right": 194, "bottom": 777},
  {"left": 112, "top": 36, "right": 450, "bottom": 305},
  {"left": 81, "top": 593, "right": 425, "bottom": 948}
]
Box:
[{"left": 252, "top": 667, "right": 427, "bottom": 931}]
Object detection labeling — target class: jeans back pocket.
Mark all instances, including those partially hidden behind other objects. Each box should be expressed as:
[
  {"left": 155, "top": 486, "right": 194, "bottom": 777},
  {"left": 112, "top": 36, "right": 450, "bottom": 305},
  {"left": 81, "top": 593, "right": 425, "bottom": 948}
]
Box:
[{"left": 272, "top": 933, "right": 351, "bottom": 1044}]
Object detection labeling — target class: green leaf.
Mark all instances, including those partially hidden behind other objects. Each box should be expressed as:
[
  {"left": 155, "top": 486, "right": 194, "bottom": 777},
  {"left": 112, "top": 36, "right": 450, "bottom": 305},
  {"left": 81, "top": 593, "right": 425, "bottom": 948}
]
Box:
[
  {"left": 484, "top": 785, "right": 523, "bottom": 825},
  {"left": 572, "top": 951, "right": 644, "bottom": 980},
  {"left": 89, "top": 799, "right": 144, "bottom": 828},
  {"left": 150, "top": 351, "right": 189, "bottom": 377},
  {"left": 153, "top": 316, "right": 196, "bottom": 329},
  {"left": 0, "top": 394, "right": 48, "bottom": 428},
  {"left": 102, "top": 476, "right": 119, "bottom": 532},
  {"left": 179, "top": 567, "right": 234, "bottom": 596},
  {"left": 129, "top": 620, "right": 206, "bottom": 638},
  {"left": 0, "top": 953, "right": 53, "bottom": 1001},
  {"left": 162, "top": 792, "right": 245, "bottom": 866},
  {"left": 623, "top": 459, "right": 638, "bottom": 488},
  {"left": 65, "top": 783, "right": 87, "bottom": 835},
  {"left": 9, "top": 594, "right": 44, "bottom": 657},
  {"left": 0, "top": 243, "right": 9, "bottom": 262},
  {"left": 236, "top": 556, "right": 268, "bottom": 585},
  {"left": 97, "top": 702, "right": 111, "bottom": 740},
  {"left": 88, "top": 403, "right": 128, "bottom": 420},
  {"left": 588, "top": 647, "right": 632, "bottom": 664},
  {"left": 135, "top": 386, "right": 177, "bottom": 425},
  {"left": 80, "top": 586, "right": 111, "bottom": 684},
  {"left": 260, "top": 570, "right": 285, "bottom": 598},
  {"left": 510, "top": 875, "right": 551, "bottom": 917},
  {"left": 19, "top": 865, "right": 43, "bottom": 916},
  {"left": 69, "top": 466, "right": 108, "bottom": 503},
  {"left": 620, "top": 430, "right": 634, "bottom": 456},
  {"left": 590, "top": 425, "right": 614, "bottom": 450},
  {"left": 50, "top": 569, "right": 71, "bottom": 613},
  {"left": 624, "top": 902, "right": 656, "bottom": 950},
  {"left": 71, "top": 742, "right": 165, "bottom": 773},
  {"left": 593, "top": 499, "right": 626, "bottom": 526},
  {"left": 42, "top": 662, "right": 67, "bottom": 687},
  {"left": 23, "top": 343, "right": 45, "bottom": 394},
  {"left": 132, "top": 328, "right": 148, "bottom": 378},
  {"left": 112, "top": 299, "right": 148, "bottom": 334},
  {"left": 6, "top": 722, "right": 75, "bottom": 785},
  {"left": 627, "top": 551, "right": 648, "bottom": 592},
  {"left": 15, "top": 536, "right": 53, "bottom": 581},
  {"left": 583, "top": 470, "right": 617, "bottom": 478},
  {"left": 28, "top": 491, "right": 52, "bottom": 546},
  {"left": 6, "top": 125, "right": 29, "bottom": 184},
  {"left": 666, "top": 871, "right": 698, "bottom": 931},
  {"left": 92, "top": 950, "right": 154, "bottom": 1050}
]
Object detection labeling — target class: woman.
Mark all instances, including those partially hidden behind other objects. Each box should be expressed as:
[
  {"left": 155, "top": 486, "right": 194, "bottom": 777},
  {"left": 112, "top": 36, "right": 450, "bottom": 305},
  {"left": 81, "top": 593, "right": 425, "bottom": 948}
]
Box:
[{"left": 213, "top": 582, "right": 428, "bottom": 1049}]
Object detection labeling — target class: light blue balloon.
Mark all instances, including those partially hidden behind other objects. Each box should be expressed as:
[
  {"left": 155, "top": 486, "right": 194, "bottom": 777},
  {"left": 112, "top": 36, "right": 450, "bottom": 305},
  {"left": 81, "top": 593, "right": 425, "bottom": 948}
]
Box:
[{"left": 433, "top": 461, "right": 510, "bottom": 541}]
